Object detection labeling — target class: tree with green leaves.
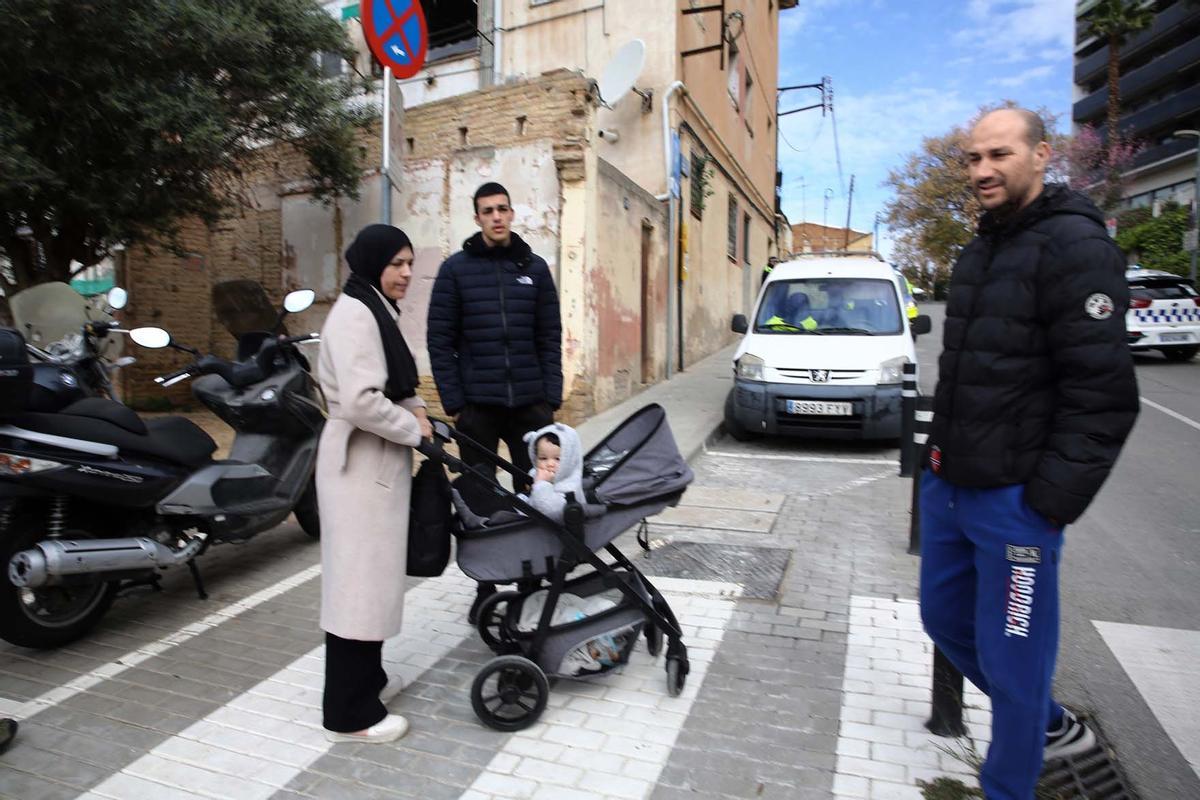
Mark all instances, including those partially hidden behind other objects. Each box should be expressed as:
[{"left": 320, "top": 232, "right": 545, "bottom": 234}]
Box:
[
  {"left": 0, "top": 0, "right": 373, "bottom": 319},
  {"left": 1085, "top": 0, "right": 1153, "bottom": 208},
  {"left": 1116, "top": 202, "right": 1191, "bottom": 276}
]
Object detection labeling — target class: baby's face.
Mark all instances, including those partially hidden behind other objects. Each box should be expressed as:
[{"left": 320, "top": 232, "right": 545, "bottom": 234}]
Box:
[{"left": 536, "top": 439, "right": 561, "bottom": 478}]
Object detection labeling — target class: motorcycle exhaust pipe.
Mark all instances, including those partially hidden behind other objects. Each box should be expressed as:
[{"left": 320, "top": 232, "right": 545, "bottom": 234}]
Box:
[{"left": 8, "top": 535, "right": 207, "bottom": 589}]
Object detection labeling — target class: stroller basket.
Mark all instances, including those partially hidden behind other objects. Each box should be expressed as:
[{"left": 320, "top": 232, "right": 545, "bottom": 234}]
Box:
[
  {"left": 420, "top": 403, "right": 694, "bottom": 732},
  {"left": 506, "top": 566, "right": 652, "bottom": 678}
]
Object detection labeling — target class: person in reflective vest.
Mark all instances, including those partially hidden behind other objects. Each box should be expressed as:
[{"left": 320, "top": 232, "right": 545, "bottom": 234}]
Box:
[
  {"left": 765, "top": 291, "right": 818, "bottom": 331},
  {"left": 761, "top": 256, "right": 779, "bottom": 288}
]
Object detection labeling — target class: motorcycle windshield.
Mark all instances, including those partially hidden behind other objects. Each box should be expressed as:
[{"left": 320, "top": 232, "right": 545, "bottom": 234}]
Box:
[
  {"left": 9, "top": 282, "right": 104, "bottom": 346},
  {"left": 211, "top": 279, "right": 285, "bottom": 359}
]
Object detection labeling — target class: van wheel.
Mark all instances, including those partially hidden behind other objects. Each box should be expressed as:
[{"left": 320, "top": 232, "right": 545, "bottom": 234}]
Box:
[
  {"left": 1161, "top": 346, "right": 1198, "bottom": 362},
  {"left": 723, "top": 389, "right": 759, "bottom": 442}
]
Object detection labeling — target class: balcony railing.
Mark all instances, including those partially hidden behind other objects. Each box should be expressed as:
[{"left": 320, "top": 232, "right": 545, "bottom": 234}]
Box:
[
  {"left": 1120, "top": 84, "right": 1200, "bottom": 140},
  {"left": 1127, "top": 137, "right": 1199, "bottom": 174},
  {"left": 1073, "top": 34, "right": 1200, "bottom": 124},
  {"left": 1074, "top": 2, "right": 1200, "bottom": 86}
]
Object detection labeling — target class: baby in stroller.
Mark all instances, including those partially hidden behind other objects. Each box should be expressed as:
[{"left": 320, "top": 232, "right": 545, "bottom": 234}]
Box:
[
  {"left": 452, "top": 422, "right": 586, "bottom": 527},
  {"left": 425, "top": 403, "right": 692, "bottom": 731}
]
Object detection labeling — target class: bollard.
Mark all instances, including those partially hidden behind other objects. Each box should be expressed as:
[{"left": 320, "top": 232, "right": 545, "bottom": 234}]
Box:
[
  {"left": 899, "top": 362, "right": 918, "bottom": 477},
  {"left": 906, "top": 394, "right": 967, "bottom": 738},
  {"left": 907, "top": 396, "right": 935, "bottom": 554},
  {"left": 926, "top": 647, "right": 967, "bottom": 737},
  {"left": 908, "top": 464, "right": 922, "bottom": 555}
]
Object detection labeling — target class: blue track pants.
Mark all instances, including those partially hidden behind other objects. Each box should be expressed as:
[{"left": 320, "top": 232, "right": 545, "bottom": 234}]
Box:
[{"left": 919, "top": 471, "right": 1066, "bottom": 800}]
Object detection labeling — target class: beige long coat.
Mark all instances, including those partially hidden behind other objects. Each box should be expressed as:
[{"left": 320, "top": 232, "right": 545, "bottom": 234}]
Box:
[{"left": 316, "top": 291, "right": 425, "bottom": 641}]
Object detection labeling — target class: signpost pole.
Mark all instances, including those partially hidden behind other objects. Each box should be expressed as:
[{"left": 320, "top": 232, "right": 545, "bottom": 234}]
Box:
[{"left": 382, "top": 66, "right": 392, "bottom": 225}]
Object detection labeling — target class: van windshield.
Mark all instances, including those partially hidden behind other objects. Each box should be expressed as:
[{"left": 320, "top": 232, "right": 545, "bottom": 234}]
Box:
[{"left": 755, "top": 278, "right": 903, "bottom": 335}]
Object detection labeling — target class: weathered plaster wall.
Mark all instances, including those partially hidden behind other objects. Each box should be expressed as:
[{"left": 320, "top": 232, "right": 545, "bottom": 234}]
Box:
[{"left": 592, "top": 158, "right": 669, "bottom": 410}]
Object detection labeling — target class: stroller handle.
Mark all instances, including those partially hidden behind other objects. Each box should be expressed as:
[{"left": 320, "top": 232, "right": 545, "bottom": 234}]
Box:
[{"left": 421, "top": 417, "right": 533, "bottom": 491}]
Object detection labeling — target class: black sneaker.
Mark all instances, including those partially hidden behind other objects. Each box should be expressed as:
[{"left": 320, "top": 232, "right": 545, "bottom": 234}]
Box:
[
  {"left": 1044, "top": 708, "right": 1096, "bottom": 761},
  {"left": 467, "top": 583, "right": 497, "bottom": 626}
]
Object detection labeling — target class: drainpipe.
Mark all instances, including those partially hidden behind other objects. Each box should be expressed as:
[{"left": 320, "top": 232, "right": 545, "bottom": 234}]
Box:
[
  {"left": 493, "top": 0, "right": 503, "bottom": 83},
  {"left": 661, "top": 81, "right": 685, "bottom": 379}
]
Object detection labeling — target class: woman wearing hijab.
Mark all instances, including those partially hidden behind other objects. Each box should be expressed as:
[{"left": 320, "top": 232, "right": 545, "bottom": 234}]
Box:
[{"left": 316, "top": 224, "right": 432, "bottom": 743}]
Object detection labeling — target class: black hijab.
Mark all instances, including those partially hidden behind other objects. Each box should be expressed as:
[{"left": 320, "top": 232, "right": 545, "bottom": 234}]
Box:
[{"left": 343, "top": 224, "right": 419, "bottom": 401}]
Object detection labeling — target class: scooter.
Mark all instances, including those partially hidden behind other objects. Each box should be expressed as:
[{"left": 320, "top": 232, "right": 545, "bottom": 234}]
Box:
[
  {"left": 0, "top": 288, "right": 325, "bottom": 648},
  {"left": 12, "top": 283, "right": 137, "bottom": 409}
]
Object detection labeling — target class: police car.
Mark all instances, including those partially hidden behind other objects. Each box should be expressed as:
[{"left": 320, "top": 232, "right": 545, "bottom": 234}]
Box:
[{"left": 1126, "top": 267, "right": 1200, "bottom": 362}]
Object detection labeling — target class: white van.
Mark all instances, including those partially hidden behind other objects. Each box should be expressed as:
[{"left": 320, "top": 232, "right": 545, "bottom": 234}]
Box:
[{"left": 725, "top": 256, "right": 931, "bottom": 441}]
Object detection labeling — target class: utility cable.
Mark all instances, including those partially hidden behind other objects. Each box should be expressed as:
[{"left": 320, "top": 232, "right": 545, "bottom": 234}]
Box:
[
  {"left": 779, "top": 114, "right": 824, "bottom": 154},
  {"left": 830, "top": 100, "right": 846, "bottom": 197}
]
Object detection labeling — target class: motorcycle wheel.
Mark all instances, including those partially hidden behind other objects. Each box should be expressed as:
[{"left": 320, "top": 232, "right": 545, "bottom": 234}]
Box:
[
  {"left": 294, "top": 481, "right": 321, "bottom": 540},
  {"left": 0, "top": 514, "right": 117, "bottom": 649}
]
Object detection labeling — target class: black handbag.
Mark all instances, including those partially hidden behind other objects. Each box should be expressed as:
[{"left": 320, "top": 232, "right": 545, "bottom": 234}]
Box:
[{"left": 407, "top": 457, "right": 452, "bottom": 577}]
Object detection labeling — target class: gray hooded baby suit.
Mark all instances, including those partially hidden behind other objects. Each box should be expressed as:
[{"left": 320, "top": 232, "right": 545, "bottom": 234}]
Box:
[{"left": 523, "top": 422, "right": 584, "bottom": 522}]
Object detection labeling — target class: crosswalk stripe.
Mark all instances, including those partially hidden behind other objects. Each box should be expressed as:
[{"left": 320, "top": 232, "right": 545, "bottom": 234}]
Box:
[
  {"left": 6, "top": 563, "right": 323, "bottom": 723},
  {"left": 82, "top": 568, "right": 478, "bottom": 800},
  {"left": 461, "top": 577, "right": 740, "bottom": 800},
  {"left": 833, "top": 596, "right": 991, "bottom": 799}
]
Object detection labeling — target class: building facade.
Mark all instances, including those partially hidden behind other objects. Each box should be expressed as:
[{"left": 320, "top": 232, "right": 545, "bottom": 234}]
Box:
[
  {"left": 121, "top": 1, "right": 798, "bottom": 419},
  {"left": 1073, "top": 0, "right": 1200, "bottom": 211},
  {"left": 325, "top": 0, "right": 797, "bottom": 370}
]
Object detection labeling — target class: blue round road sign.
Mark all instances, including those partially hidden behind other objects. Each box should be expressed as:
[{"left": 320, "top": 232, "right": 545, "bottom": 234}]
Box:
[{"left": 363, "top": 0, "right": 428, "bottom": 80}]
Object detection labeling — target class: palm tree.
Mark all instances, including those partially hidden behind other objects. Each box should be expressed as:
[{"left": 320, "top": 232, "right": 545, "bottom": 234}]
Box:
[{"left": 1086, "top": 0, "right": 1154, "bottom": 154}]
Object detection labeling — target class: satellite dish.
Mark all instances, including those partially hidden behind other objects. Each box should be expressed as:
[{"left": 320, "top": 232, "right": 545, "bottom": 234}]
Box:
[{"left": 598, "top": 40, "right": 646, "bottom": 109}]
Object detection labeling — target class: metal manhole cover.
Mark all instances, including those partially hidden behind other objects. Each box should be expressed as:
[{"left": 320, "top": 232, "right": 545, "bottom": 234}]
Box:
[
  {"left": 1040, "top": 722, "right": 1137, "bottom": 800},
  {"left": 637, "top": 542, "right": 790, "bottom": 600}
]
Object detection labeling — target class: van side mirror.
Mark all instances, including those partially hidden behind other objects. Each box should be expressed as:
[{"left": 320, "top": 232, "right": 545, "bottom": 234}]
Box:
[
  {"left": 731, "top": 314, "right": 749, "bottom": 334},
  {"left": 912, "top": 315, "right": 932, "bottom": 336}
]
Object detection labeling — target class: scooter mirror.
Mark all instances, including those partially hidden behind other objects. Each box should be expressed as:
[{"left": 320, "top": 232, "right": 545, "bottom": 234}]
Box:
[
  {"left": 283, "top": 289, "right": 316, "bottom": 314},
  {"left": 129, "top": 327, "right": 171, "bottom": 349},
  {"left": 106, "top": 287, "right": 129, "bottom": 310}
]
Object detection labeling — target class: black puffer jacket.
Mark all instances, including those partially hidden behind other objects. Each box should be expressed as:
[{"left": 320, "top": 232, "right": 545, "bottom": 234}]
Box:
[
  {"left": 929, "top": 184, "right": 1138, "bottom": 524},
  {"left": 427, "top": 232, "right": 562, "bottom": 415}
]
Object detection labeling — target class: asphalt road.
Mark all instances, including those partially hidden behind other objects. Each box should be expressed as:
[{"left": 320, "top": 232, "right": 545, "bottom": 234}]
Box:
[{"left": 916, "top": 301, "right": 1200, "bottom": 798}]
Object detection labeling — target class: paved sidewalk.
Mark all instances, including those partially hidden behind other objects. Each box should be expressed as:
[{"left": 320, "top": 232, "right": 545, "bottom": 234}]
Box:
[{"left": 0, "top": 344, "right": 1001, "bottom": 800}]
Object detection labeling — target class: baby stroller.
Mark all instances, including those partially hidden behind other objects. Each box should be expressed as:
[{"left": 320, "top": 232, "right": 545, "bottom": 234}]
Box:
[{"left": 420, "top": 403, "right": 693, "bottom": 731}]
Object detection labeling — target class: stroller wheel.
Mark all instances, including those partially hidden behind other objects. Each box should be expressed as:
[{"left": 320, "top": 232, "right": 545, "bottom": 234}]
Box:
[
  {"left": 476, "top": 591, "right": 523, "bottom": 654},
  {"left": 644, "top": 623, "right": 663, "bottom": 657},
  {"left": 665, "top": 656, "right": 687, "bottom": 698},
  {"left": 471, "top": 655, "right": 549, "bottom": 732}
]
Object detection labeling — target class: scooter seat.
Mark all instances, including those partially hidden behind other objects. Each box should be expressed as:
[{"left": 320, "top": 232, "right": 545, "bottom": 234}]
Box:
[
  {"left": 60, "top": 397, "right": 148, "bottom": 435},
  {"left": 13, "top": 403, "right": 217, "bottom": 468}
]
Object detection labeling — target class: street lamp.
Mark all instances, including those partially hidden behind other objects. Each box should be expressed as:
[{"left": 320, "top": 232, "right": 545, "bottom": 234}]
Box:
[{"left": 1175, "top": 129, "right": 1200, "bottom": 285}]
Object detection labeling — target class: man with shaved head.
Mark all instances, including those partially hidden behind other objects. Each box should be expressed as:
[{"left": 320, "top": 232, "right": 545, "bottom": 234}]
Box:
[{"left": 920, "top": 108, "right": 1138, "bottom": 799}]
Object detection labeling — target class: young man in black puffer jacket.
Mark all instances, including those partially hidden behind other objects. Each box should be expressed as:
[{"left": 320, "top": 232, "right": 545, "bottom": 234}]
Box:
[
  {"left": 427, "top": 182, "right": 562, "bottom": 622},
  {"left": 920, "top": 108, "right": 1138, "bottom": 800}
]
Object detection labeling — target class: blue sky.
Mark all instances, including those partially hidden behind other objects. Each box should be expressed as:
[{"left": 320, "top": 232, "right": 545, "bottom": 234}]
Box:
[{"left": 776, "top": 0, "right": 1076, "bottom": 257}]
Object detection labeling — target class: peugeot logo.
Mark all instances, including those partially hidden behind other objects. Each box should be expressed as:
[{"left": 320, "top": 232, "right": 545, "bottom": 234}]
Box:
[{"left": 810, "top": 369, "right": 830, "bottom": 383}]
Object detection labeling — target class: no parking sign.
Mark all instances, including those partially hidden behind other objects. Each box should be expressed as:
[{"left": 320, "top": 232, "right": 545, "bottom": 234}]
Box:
[{"left": 362, "top": 0, "right": 428, "bottom": 79}]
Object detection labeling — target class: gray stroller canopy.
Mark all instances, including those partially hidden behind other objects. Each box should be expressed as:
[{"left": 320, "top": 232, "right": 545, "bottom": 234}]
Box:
[{"left": 583, "top": 404, "right": 694, "bottom": 507}]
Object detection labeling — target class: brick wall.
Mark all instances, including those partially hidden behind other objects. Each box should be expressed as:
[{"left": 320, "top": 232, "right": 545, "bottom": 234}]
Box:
[{"left": 121, "top": 70, "right": 596, "bottom": 417}]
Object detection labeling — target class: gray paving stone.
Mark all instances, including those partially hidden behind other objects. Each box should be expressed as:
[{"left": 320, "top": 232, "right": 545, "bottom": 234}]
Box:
[{"left": 0, "top": 770, "right": 80, "bottom": 800}]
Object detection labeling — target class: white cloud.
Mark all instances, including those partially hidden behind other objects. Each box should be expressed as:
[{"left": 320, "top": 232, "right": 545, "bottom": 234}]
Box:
[
  {"left": 953, "top": 0, "right": 1075, "bottom": 62},
  {"left": 778, "top": 0, "right": 846, "bottom": 40},
  {"left": 776, "top": 85, "right": 975, "bottom": 236},
  {"left": 990, "top": 63, "right": 1056, "bottom": 88}
]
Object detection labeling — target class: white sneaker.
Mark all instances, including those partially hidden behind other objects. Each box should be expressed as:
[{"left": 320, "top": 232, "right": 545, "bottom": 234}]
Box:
[
  {"left": 1044, "top": 708, "right": 1096, "bottom": 761},
  {"left": 324, "top": 714, "right": 409, "bottom": 743},
  {"left": 379, "top": 674, "right": 405, "bottom": 704}
]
